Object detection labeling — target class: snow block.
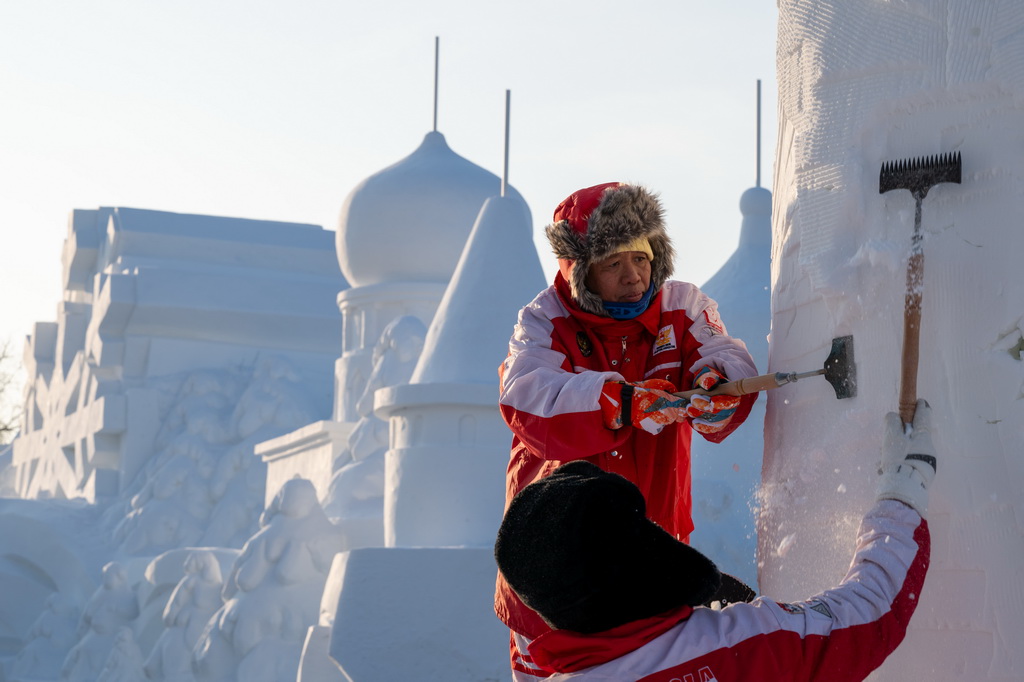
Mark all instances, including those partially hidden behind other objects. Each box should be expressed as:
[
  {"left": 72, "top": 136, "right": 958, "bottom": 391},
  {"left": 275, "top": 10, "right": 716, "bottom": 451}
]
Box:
[
  {"left": 257, "top": 420, "right": 353, "bottom": 507},
  {"left": 375, "top": 382, "right": 508, "bottom": 548},
  {"left": 327, "top": 547, "right": 506, "bottom": 682},
  {"left": 298, "top": 625, "right": 346, "bottom": 682},
  {"left": 769, "top": 2, "right": 1024, "bottom": 679}
]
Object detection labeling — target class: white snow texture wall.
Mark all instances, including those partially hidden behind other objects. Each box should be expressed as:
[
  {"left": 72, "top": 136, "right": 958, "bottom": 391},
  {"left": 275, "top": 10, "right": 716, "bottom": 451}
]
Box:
[{"left": 764, "top": 2, "right": 1024, "bottom": 680}]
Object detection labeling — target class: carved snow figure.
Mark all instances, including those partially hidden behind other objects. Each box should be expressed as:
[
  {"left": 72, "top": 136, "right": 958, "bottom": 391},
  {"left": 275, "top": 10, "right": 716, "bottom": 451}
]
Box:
[
  {"left": 61, "top": 562, "right": 140, "bottom": 681},
  {"left": 324, "top": 315, "right": 426, "bottom": 547},
  {"left": 96, "top": 627, "right": 146, "bottom": 682},
  {"left": 192, "top": 478, "right": 345, "bottom": 682},
  {"left": 113, "top": 357, "right": 323, "bottom": 557},
  {"left": 112, "top": 369, "right": 243, "bottom": 555},
  {"left": 144, "top": 551, "right": 225, "bottom": 682},
  {"left": 203, "top": 356, "right": 322, "bottom": 550},
  {"left": 232, "top": 356, "right": 318, "bottom": 440},
  {"left": 199, "top": 439, "right": 268, "bottom": 550},
  {"left": 118, "top": 455, "right": 210, "bottom": 554},
  {"left": 11, "top": 592, "right": 81, "bottom": 679}
]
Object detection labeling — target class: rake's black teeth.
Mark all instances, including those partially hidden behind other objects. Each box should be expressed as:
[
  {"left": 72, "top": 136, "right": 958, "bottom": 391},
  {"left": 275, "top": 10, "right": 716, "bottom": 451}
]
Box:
[{"left": 879, "top": 151, "right": 962, "bottom": 196}]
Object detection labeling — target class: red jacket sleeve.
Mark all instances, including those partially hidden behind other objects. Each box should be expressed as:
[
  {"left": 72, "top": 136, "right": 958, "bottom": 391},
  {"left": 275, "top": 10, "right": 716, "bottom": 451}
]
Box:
[{"left": 499, "top": 296, "right": 631, "bottom": 460}]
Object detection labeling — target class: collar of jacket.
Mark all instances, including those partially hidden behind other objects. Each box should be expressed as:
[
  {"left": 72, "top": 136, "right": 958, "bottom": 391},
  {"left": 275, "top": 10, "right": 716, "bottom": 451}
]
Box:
[
  {"left": 527, "top": 604, "right": 693, "bottom": 674},
  {"left": 554, "top": 272, "right": 663, "bottom": 337}
]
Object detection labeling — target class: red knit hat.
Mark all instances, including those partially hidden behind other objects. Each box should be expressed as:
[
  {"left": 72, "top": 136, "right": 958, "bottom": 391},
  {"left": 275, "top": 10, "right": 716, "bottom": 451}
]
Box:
[{"left": 546, "top": 183, "right": 675, "bottom": 316}]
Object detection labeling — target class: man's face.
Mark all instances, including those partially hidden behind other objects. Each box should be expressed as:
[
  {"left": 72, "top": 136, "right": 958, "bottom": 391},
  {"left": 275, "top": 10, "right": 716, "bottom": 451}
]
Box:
[{"left": 584, "top": 250, "right": 652, "bottom": 303}]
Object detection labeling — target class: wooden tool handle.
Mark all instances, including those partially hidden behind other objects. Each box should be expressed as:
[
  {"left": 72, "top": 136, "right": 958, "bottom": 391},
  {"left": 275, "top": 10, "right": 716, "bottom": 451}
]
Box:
[
  {"left": 899, "top": 250, "right": 924, "bottom": 425},
  {"left": 675, "top": 373, "right": 785, "bottom": 401}
]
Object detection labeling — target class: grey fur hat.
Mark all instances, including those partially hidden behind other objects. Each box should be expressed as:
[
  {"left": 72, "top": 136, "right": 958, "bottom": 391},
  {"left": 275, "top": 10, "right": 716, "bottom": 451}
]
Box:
[{"left": 545, "top": 182, "right": 675, "bottom": 316}]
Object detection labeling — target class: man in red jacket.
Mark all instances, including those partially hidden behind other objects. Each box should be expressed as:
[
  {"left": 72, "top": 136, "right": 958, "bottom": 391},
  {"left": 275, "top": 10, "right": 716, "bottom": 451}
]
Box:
[
  {"left": 495, "top": 401, "right": 936, "bottom": 681},
  {"left": 496, "top": 182, "right": 759, "bottom": 678}
]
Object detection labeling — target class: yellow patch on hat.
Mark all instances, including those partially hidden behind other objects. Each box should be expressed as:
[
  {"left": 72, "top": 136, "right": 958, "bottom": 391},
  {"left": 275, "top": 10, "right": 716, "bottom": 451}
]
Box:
[{"left": 612, "top": 236, "right": 654, "bottom": 261}]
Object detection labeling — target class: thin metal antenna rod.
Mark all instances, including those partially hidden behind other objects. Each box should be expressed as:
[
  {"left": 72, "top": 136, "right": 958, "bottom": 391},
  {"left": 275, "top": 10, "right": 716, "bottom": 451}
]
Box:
[
  {"left": 756, "top": 79, "right": 762, "bottom": 188},
  {"left": 433, "top": 37, "right": 439, "bottom": 132},
  {"left": 502, "top": 90, "right": 510, "bottom": 197}
]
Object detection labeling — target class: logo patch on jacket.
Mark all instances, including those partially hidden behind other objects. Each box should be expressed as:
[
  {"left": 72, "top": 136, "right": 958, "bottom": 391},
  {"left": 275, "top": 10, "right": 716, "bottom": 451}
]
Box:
[
  {"left": 576, "top": 332, "right": 593, "bottom": 357},
  {"left": 702, "top": 309, "right": 725, "bottom": 337},
  {"left": 654, "top": 325, "right": 677, "bottom": 354},
  {"left": 809, "top": 601, "right": 834, "bottom": 619}
]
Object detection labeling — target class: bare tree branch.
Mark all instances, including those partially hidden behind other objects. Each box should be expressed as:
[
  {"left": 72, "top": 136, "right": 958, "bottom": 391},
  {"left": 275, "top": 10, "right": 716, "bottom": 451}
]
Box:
[{"left": 0, "top": 339, "right": 21, "bottom": 444}]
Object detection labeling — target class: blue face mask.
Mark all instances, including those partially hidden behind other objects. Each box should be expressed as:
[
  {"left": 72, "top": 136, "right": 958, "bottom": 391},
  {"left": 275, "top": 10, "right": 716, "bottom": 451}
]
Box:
[{"left": 602, "top": 282, "right": 656, "bottom": 320}]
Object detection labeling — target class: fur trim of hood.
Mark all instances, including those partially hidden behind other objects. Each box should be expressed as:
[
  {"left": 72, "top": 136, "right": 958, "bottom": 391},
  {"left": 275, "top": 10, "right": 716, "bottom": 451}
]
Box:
[{"left": 545, "top": 183, "right": 675, "bottom": 316}]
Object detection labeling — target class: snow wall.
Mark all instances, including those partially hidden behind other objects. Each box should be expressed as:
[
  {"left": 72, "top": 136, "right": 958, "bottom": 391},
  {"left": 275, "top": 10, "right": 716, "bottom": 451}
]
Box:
[{"left": 763, "top": 2, "right": 1024, "bottom": 680}]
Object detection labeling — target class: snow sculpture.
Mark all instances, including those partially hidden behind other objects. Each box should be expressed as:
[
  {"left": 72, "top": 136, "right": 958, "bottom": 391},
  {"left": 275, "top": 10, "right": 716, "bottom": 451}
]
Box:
[
  {"left": 323, "top": 315, "right": 426, "bottom": 546},
  {"left": 256, "top": 130, "right": 513, "bottom": 530},
  {"left": 144, "top": 550, "right": 225, "bottom": 682},
  {"left": 333, "top": 131, "right": 523, "bottom": 423},
  {"left": 0, "top": 500, "right": 100, "bottom": 669},
  {"left": 96, "top": 627, "right": 146, "bottom": 682},
  {"left": 192, "top": 478, "right": 345, "bottom": 682},
  {"left": 689, "top": 185, "right": 771, "bottom": 590},
  {"left": 61, "top": 561, "right": 140, "bottom": 682},
  {"left": 377, "top": 194, "right": 542, "bottom": 548},
  {"left": 0, "top": 444, "right": 16, "bottom": 496},
  {"left": 11, "top": 207, "right": 344, "bottom": 502},
  {"left": 329, "top": 193, "right": 542, "bottom": 681},
  {"left": 766, "top": 2, "right": 1024, "bottom": 679},
  {"left": 112, "top": 356, "right": 322, "bottom": 556},
  {"left": 10, "top": 592, "right": 81, "bottom": 680}
]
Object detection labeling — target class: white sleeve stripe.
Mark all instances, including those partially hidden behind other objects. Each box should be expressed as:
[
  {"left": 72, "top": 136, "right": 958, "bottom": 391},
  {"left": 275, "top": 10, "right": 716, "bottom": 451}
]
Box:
[{"left": 584, "top": 501, "right": 925, "bottom": 677}]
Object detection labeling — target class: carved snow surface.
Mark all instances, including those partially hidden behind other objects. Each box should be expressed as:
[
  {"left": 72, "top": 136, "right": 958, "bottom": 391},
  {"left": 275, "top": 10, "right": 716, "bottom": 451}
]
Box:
[
  {"left": 770, "top": 1, "right": 1024, "bottom": 679},
  {"left": 109, "top": 355, "right": 323, "bottom": 557},
  {"left": 96, "top": 627, "right": 146, "bottom": 682},
  {"left": 10, "top": 592, "right": 81, "bottom": 679},
  {"left": 192, "top": 478, "right": 345, "bottom": 682},
  {"left": 60, "top": 562, "right": 140, "bottom": 682},
  {"left": 323, "top": 315, "right": 425, "bottom": 546},
  {"left": 144, "top": 551, "right": 225, "bottom": 682}
]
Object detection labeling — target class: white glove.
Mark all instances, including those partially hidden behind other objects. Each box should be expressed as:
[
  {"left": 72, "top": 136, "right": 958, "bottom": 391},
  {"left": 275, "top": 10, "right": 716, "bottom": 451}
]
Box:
[{"left": 875, "top": 399, "right": 937, "bottom": 518}]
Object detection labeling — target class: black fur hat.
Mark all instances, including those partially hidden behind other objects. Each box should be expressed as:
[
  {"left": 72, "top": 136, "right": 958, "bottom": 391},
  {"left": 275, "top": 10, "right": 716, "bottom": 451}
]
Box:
[
  {"left": 546, "top": 182, "right": 676, "bottom": 316},
  {"left": 494, "top": 461, "right": 721, "bottom": 634}
]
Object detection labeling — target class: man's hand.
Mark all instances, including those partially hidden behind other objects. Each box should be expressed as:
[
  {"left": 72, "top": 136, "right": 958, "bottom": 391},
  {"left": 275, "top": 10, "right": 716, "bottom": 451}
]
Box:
[
  {"left": 600, "top": 379, "right": 687, "bottom": 435},
  {"left": 876, "top": 399, "right": 937, "bottom": 517},
  {"left": 686, "top": 394, "right": 742, "bottom": 435},
  {"left": 687, "top": 366, "right": 740, "bottom": 435},
  {"left": 692, "top": 365, "right": 728, "bottom": 391}
]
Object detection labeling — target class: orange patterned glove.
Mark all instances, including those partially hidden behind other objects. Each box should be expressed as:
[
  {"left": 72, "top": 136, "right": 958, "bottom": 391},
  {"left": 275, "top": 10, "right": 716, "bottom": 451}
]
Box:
[
  {"left": 686, "top": 394, "right": 741, "bottom": 435},
  {"left": 688, "top": 366, "right": 740, "bottom": 435},
  {"left": 600, "top": 379, "right": 687, "bottom": 435},
  {"left": 684, "top": 366, "right": 741, "bottom": 436},
  {"left": 692, "top": 365, "right": 728, "bottom": 391}
]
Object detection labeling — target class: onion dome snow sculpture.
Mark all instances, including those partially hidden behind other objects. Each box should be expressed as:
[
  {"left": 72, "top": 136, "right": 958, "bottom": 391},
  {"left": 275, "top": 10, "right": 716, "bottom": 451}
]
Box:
[{"left": 331, "top": 131, "right": 525, "bottom": 423}]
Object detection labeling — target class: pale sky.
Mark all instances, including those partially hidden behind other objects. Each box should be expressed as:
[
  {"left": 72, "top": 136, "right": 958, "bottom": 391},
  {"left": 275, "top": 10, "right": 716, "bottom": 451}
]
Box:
[{"left": 0, "top": 0, "right": 778, "bottom": 386}]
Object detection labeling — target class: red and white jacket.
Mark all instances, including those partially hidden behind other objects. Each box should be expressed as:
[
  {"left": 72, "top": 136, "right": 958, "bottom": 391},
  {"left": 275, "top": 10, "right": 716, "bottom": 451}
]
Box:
[
  {"left": 495, "top": 274, "right": 758, "bottom": 640},
  {"left": 521, "top": 500, "right": 930, "bottom": 681}
]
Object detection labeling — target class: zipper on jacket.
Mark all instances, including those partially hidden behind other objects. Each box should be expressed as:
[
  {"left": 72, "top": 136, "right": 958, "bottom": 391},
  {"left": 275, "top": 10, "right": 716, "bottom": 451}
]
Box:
[{"left": 621, "top": 336, "right": 628, "bottom": 365}]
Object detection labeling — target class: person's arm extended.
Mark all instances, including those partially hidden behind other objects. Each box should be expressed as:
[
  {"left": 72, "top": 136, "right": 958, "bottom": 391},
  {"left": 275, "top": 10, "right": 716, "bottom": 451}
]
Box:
[
  {"left": 595, "top": 402, "right": 937, "bottom": 682},
  {"left": 499, "top": 302, "right": 630, "bottom": 459}
]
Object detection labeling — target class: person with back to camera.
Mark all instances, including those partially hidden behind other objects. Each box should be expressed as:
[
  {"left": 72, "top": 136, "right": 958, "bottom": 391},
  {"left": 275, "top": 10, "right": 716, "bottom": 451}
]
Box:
[
  {"left": 496, "top": 182, "right": 760, "bottom": 678},
  {"left": 494, "top": 400, "right": 937, "bottom": 681}
]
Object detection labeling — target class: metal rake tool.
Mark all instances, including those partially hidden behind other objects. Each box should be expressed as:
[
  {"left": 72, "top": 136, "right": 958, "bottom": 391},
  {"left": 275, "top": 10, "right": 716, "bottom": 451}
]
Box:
[
  {"left": 879, "top": 152, "right": 962, "bottom": 424},
  {"left": 674, "top": 335, "right": 857, "bottom": 403}
]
